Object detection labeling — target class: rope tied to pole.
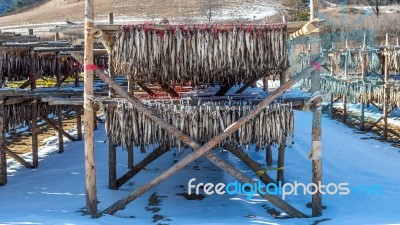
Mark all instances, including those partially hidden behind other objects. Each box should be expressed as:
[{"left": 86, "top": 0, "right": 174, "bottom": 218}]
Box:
[{"left": 84, "top": 94, "right": 105, "bottom": 113}]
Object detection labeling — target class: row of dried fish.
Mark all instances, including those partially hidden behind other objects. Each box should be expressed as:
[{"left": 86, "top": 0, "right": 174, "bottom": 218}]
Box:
[
  {"left": 0, "top": 52, "right": 108, "bottom": 81},
  {"left": 301, "top": 75, "right": 400, "bottom": 106},
  {"left": 112, "top": 26, "right": 288, "bottom": 85},
  {"left": 328, "top": 51, "right": 381, "bottom": 72},
  {"left": 105, "top": 101, "right": 294, "bottom": 152},
  {"left": 4, "top": 102, "right": 76, "bottom": 131}
]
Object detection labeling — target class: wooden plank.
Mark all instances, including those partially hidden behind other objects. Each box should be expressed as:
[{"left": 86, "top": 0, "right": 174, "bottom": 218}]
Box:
[
  {"left": 83, "top": 0, "right": 98, "bottom": 216},
  {"left": 39, "top": 112, "right": 78, "bottom": 142},
  {"left": 343, "top": 95, "right": 347, "bottom": 124},
  {"left": 137, "top": 82, "right": 156, "bottom": 97},
  {"left": 266, "top": 144, "right": 272, "bottom": 166},
  {"left": 383, "top": 34, "right": 389, "bottom": 140},
  {"left": 19, "top": 71, "right": 44, "bottom": 89},
  {"left": 5, "top": 147, "right": 33, "bottom": 169},
  {"left": 32, "top": 99, "right": 39, "bottom": 168},
  {"left": 73, "top": 52, "right": 323, "bottom": 218},
  {"left": 224, "top": 144, "right": 275, "bottom": 185},
  {"left": 159, "top": 82, "right": 179, "bottom": 97},
  {"left": 366, "top": 108, "right": 393, "bottom": 131},
  {"left": 0, "top": 99, "right": 6, "bottom": 186},
  {"left": 127, "top": 143, "right": 134, "bottom": 169},
  {"left": 215, "top": 83, "right": 234, "bottom": 96},
  {"left": 116, "top": 143, "right": 170, "bottom": 189}
]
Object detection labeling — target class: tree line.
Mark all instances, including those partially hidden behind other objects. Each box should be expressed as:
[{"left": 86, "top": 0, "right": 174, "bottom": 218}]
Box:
[{"left": 0, "top": 0, "right": 44, "bottom": 16}]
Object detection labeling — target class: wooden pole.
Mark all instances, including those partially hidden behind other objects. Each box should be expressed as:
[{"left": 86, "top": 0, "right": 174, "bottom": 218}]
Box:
[
  {"left": 57, "top": 105, "right": 64, "bottom": 153},
  {"left": 266, "top": 144, "right": 272, "bottom": 166},
  {"left": 383, "top": 34, "right": 389, "bottom": 140},
  {"left": 5, "top": 147, "right": 33, "bottom": 168},
  {"left": 310, "top": 43, "right": 322, "bottom": 217},
  {"left": 83, "top": 0, "right": 98, "bottom": 216},
  {"left": 345, "top": 39, "right": 348, "bottom": 79},
  {"left": 108, "top": 12, "right": 114, "bottom": 25},
  {"left": 30, "top": 51, "right": 37, "bottom": 90},
  {"left": 0, "top": 99, "right": 6, "bottom": 186},
  {"left": 72, "top": 52, "right": 324, "bottom": 217},
  {"left": 76, "top": 106, "right": 83, "bottom": 141},
  {"left": 343, "top": 94, "right": 347, "bottom": 124},
  {"left": 28, "top": 29, "right": 33, "bottom": 35},
  {"left": 360, "top": 34, "right": 367, "bottom": 131},
  {"left": 31, "top": 99, "right": 38, "bottom": 168},
  {"left": 277, "top": 140, "right": 286, "bottom": 184},
  {"left": 127, "top": 142, "right": 134, "bottom": 169},
  {"left": 263, "top": 77, "right": 268, "bottom": 92},
  {"left": 56, "top": 52, "right": 61, "bottom": 88},
  {"left": 107, "top": 105, "right": 117, "bottom": 189},
  {"left": 215, "top": 83, "right": 233, "bottom": 96},
  {"left": 330, "top": 93, "right": 334, "bottom": 117},
  {"left": 116, "top": 143, "right": 170, "bottom": 189},
  {"left": 224, "top": 144, "right": 275, "bottom": 185}
]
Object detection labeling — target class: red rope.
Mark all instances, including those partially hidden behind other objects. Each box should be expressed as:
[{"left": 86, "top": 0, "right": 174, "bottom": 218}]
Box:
[
  {"left": 311, "top": 61, "right": 321, "bottom": 71},
  {"left": 85, "top": 64, "right": 98, "bottom": 71}
]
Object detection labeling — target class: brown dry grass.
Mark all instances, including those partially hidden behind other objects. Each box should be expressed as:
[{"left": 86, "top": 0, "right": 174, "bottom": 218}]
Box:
[{"left": 0, "top": 0, "right": 277, "bottom": 28}]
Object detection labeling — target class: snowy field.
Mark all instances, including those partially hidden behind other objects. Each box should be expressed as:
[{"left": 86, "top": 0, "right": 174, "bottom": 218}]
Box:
[{"left": 1, "top": 109, "right": 400, "bottom": 225}]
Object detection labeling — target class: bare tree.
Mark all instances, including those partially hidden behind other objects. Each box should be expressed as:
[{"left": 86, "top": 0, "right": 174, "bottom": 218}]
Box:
[{"left": 366, "top": 0, "right": 383, "bottom": 16}]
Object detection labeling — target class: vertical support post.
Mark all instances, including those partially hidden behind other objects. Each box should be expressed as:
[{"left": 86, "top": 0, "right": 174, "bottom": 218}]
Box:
[
  {"left": 28, "top": 28, "right": 33, "bottom": 35},
  {"left": 343, "top": 94, "right": 347, "bottom": 124},
  {"left": 360, "top": 34, "right": 367, "bottom": 131},
  {"left": 108, "top": 105, "right": 117, "bottom": 189},
  {"left": 383, "top": 34, "right": 389, "bottom": 140},
  {"left": 56, "top": 52, "right": 61, "bottom": 87},
  {"left": 266, "top": 144, "right": 272, "bottom": 166},
  {"left": 309, "top": 38, "right": 323, "bottom": 217},
  {"left": 277, "top": 140, "right": 286, "bottom": 184},
  {"left": 344, "top": 39, "right": 348, "bottom": 79},
  {"left": 55, "top": 32, "right": 59, "bottom": 41},
  {"left": 128, "top": 76, "right": 134, "bottom": 93},
  {"left": 310, "top": 0, "right": 318, "bottom": 20},
  {"left": 93, "top": 111, "right": 97, "bottom": 130},
  {"left": 301, "top": 46, "right": 305, "bottom": 71},
  {"left": 30, "top": 50, "right": 37, "bottom": 90},
  {"left": 330, "top": 93, "right": 334, "bottom": 117},
  {"left": 31, "top": 99, "right": 38, "bottom": 168},
  {"left": 84, "top": 0, "right": 98, "bottom": 216},
  {"left": 127, "top": 142, "right": 134, "bottom": 169},
  {"left": 0, "top": 99, "right": 6, "bottom": 186},
  {"left": 263, "top": 77, "right": 268, "bottom": 92},
  {"left": 57, "top": 105, "right": 64, "bottom": 153},
  {"left": 76, "top": 106, "right": 82, "bottom": 141},
  {"left": 280, "top": 69, "right": 287, "bottom": 87},
  {"left": 108, "top": 12, "right": 114, "bottom": 24}
]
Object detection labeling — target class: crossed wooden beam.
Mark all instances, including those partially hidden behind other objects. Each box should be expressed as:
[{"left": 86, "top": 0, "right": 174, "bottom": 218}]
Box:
[{"left": 72, "top": 52, "right": 325, "bottom": 218}]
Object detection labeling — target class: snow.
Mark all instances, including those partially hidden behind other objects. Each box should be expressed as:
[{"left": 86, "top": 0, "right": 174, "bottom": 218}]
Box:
[{"left": 1, "top": 106, "right": 400, "bottom": 224}]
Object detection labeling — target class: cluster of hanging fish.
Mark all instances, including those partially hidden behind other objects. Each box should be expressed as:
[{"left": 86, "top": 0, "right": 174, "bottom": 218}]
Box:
[
  {"left": 385, "top": 48, "right": 400, "bottom": 73},
  {"left": 112, "top": 24, "right": 288, "bottom": 85},
  {"left": 4, "top": 102, "right": 75, "bottom": 131},
  {"left": 105, "top": 100, "right": 294, "bottom": 152},
  {"left": 301, "top": 75, "right": 400, "bottom": 106},
  {"left": 0, "top": 51, "right": 107, "bottom": 82},
  {"left": 328, "top": 51, "right": 381, "bottom": 72}
]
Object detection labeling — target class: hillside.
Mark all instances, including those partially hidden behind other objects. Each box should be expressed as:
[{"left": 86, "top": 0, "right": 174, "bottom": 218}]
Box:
[{"left": 0, "top": 0, "right": 279, "bottom": 28}]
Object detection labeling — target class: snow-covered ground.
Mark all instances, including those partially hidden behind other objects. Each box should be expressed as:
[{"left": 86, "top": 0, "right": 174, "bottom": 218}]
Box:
[{"left": 1, "top": 106, "right": 400, "bottom": 224}]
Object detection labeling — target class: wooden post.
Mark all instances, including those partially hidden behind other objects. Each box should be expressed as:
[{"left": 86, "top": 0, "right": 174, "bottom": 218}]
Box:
[
  {"left": 32, "top": 99, "right": 38, "bottom": 168},
  {"left": 30, "top": 51, "right": 37, "bottom": 90},
  {"left": 0, "top": 99, "right": 6, "bottom": 186},
  {"left": 266, "top": 144, "right": 272, "bottom": 166},
  {"left": 56, "top": 52, "right": 61, "bottom": 88},
  {"left": 83, "top": 0, "right": 98, "bottom": 216},
  {"left": 215, "top": 83, "right": 233, "bottom": 96},
  {"left": 28, "top": 28, "right": 33, "bottom": 35},
  {"left": 108, "top": 12, "right": 114, "bottom": 25},
  {"left": 310, "top": 44, "right": 322, "bottom": 217},
  {"left": 343, "top": 94, "right": 347, "bottom": 124},
  {"left": 127, "top": 143, "right": 134, "bottom": 169},
  {"left": 263, "top": 77, "right": 268, "bottom": 92},
  {"left": 330, "top": 93, "right": 334, "bottom": 117},
  {"left": 107, "top": 105, "right": 117, "bottom": 189},
  {"left": 310, "top": 0, "right": 318, "bottom": 20},
  {"left": 344, "top": 39, "right": 348, "bottom": 78},
  {"left": 277, "top": 140, "right": 286, "bottom": 184},
  {"left": 128, "top": 76, "right": 134, "bottom": 93},
  {"left": 383, "top": 34, "right": 389, "bottom": 140},
  {"left": 360, "top": 34, "right": 367, "bottom": 131},
  {"left": 93, "top": 111, "right": 97, "bottom": 130},
  {"left": 57, "top": 105, "right": 64, "bottom": 153},
  {"left": 76, "top": 106, "right": 82, "bottom": 141},
  {"left": 55, "top": 32, "right": 59, "bottom": 41}
]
